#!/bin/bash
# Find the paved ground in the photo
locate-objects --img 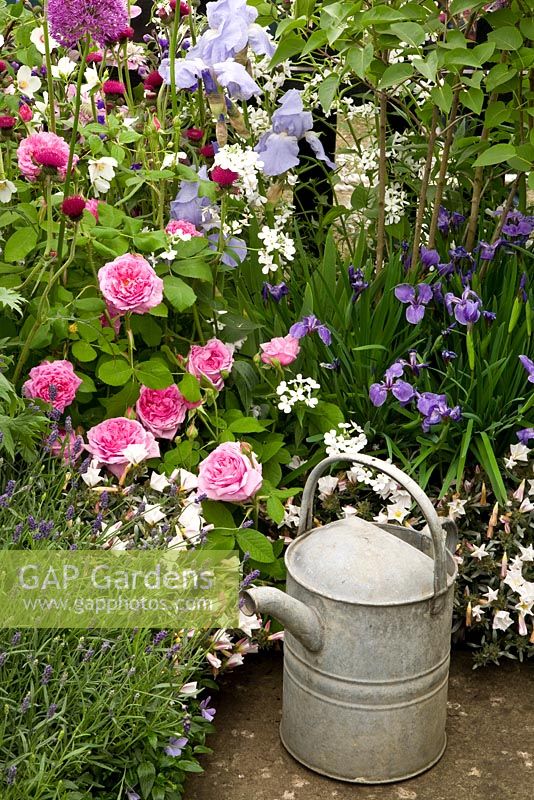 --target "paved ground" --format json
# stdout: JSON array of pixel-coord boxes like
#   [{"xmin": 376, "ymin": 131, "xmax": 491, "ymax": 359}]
[{"xmin": 186, "ymin": 649, "xmax": 534, "ymax": 800}]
